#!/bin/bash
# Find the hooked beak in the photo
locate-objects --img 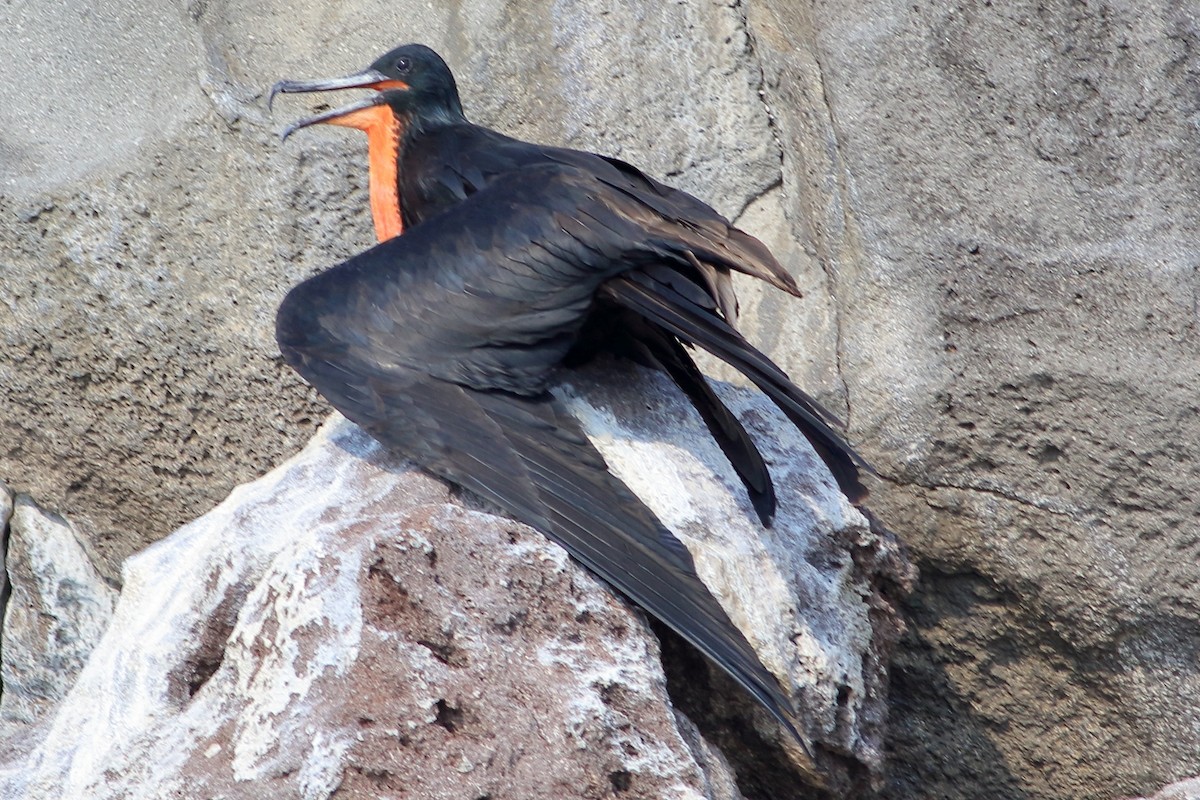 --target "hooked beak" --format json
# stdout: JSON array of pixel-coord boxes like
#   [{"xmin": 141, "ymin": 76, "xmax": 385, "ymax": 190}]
[
  {"xmin": 277, "ymin": 94, "xmax": 390, "ymax": 142},
  {"xmin": 269, "ymin": 68, "xmax": 411, "ymax": 140}
]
